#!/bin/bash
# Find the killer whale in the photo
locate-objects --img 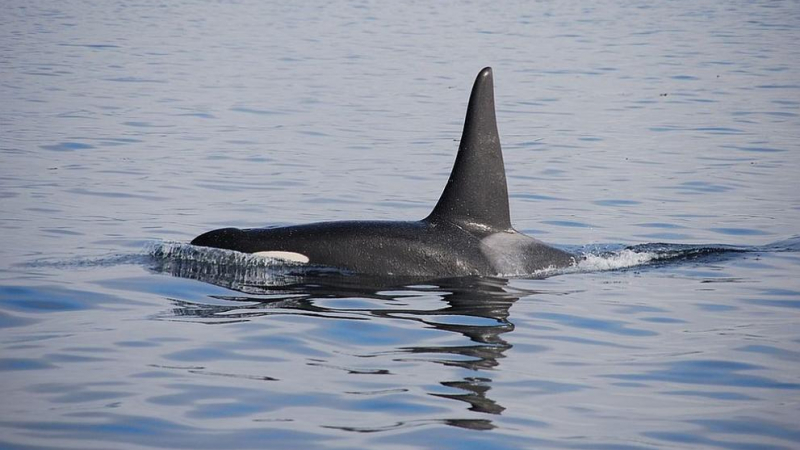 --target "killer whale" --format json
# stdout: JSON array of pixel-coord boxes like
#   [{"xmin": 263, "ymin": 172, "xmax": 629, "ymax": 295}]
[{"xmin": 191, "ymin": 67, "xmax": 576, "ymax": 277}]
